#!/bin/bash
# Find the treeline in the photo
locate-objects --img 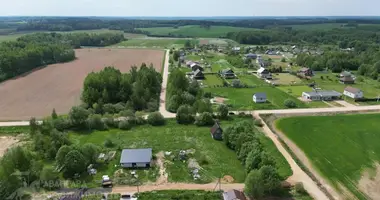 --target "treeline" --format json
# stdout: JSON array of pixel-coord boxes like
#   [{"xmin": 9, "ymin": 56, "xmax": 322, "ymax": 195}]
[
  {"xmin": 227, "ymin": 28, "xmax": 380, "ymax": 45},
  {"xmin": 82, "ymin": 65, "xmax": 162, "ymax": 112},
  {"xmin": 0, "ymin": 32, "xmax": 124, "ymax": 82},
  {"xmin": 296, "ymin": 49, "xmax": 380, "ymax": 80},
  {"xmin": 13, "ymin": 17, "xmax": 380, "ymax": 32}
]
